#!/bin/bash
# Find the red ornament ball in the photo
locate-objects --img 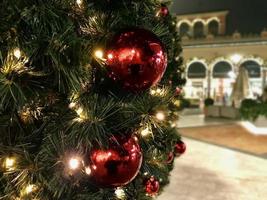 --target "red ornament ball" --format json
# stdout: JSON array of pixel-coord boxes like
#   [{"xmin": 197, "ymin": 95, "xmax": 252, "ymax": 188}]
[
  {"xmin": 174, "ymin": 140, "xmax": 186, "ymax": 156},
  {"xmin": 106, "ymin": 28, "xmax": 167, "ymax": 92},
  {"xmin": 159, "ymin": 5, "xmax": 169, "ymax": 17},
  {"xmin": 166, "ymin": 152, "xmax": 174, "ymax": 164},
  {"xmin": 89, "ymin": 135, "xmax": 143, "ymax": 187},
  {"xmin": 145, "ymin": 176, "xmax": 160, "ymax": 196},
  {"xmin": 175, "ymin": 87, "xmax": 182, "ymax": 96}
]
